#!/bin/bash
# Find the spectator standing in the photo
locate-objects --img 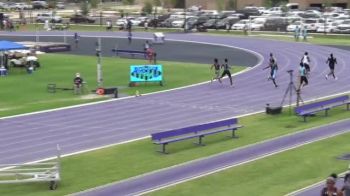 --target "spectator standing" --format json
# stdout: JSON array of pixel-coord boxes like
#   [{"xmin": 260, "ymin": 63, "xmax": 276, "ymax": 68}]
[
  {"xmin": 144, "ymin": 20, "xmax": 149, "ymax": 31},
  {"xmin": 342, "ymin": 166, "xmax": 350, "ymax": 196},
  {"xmin": 303, "ymin": 26, "xmax": 308, "ymax": 41},
  {"xmin": 321, "ymin": 176, "xmax": 343, "ymax": 196},
  {"xmin": 73, "ymin": 73, "xmax": 84, "ymax": 94},
  {"xmin": 0, "ymin": 65, "xmax": 7, "ymax": 76}
]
